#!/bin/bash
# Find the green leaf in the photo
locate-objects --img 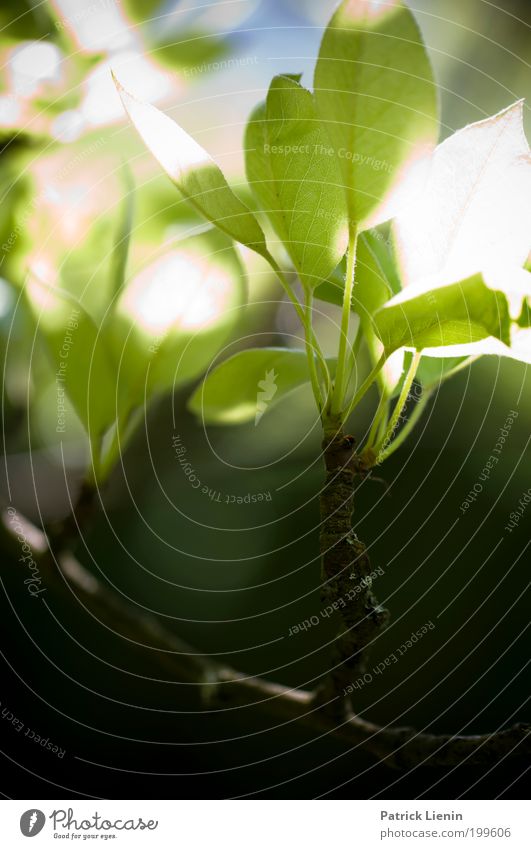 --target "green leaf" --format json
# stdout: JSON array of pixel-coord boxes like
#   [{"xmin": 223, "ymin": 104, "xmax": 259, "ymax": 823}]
[
  {"xmin": 416, "ymin": 356, "xmax": 468, "ymax": 389},
  {"xmin": 25, "ymin": 277, "xmax": 117, "ymax": 438},
  {"xmin": 245, "ymin": 74, "xmax": 348, "ymax": 288},
  {"xmin": 54, "ymin": 216, "xmax": 122, "ymax": 323},
  {"xmin": 0, "ymin": 2, "xmax": 54, "ymax": 40},
  {"xmin": 314, "ymin": 0, "xmax": 438, "ymax": 227},
  {"xmin": 312, "ymin": 266, "xmax": 344, "ymax": 310},
  {"xmin": 111, "ymin": 228, "xmax": 247, "ymax": 411},
  {"xmin": 0, "ymin": 158, "xmax": 34, "ymax": 284},
  {"xmin": 188, "ymin": 347, "xmax": 319, "ymax": 425},
  {"xmin": 109, "ymin": 167, "xmax": 135, "ymax": 300},
  {"xmin": 355, "ymin": 229, "xmax": 399, "ymax": 318},
  {"xmin": 114, "ymin": 77, "xmax": 269, "ymax": 257},
  {"xmin": 415, "ymin": 325, "xmax": 531, "ymax": 367},
  {"xmin": 120, "ymin": 0, "xmax": 164, "ymax": 22},
  {"xmin": 517, "ymin": 297, "xmax": 531, "ymax": 328},
  {"xmin": 132, "ymin": 174, "xmax": 202, "ymax": 247},
  {"xmin": 150, "ymin": 30, "xmax": 231, "ymax": 72},
  {"xmin": 374, "ymin": 274, "xmax": 511, "ymax": 356}
]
